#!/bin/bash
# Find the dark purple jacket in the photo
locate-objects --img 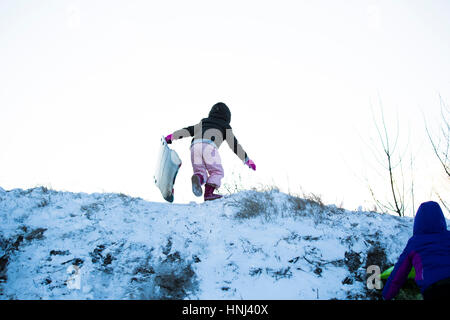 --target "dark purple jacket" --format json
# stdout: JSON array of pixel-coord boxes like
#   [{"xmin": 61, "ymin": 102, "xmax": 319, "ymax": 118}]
[{"xmin": 382, "ymin": 201, "xmax": 450, "ymax": 300}]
